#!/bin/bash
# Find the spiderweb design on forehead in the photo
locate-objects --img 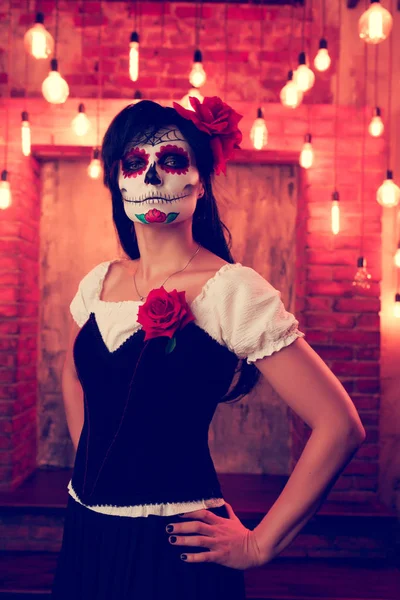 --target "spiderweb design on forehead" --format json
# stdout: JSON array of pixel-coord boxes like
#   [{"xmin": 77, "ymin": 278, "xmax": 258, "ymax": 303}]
[{"xmin": 127, "ymin": 127, "xmax": 187, "ymax": 149}]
